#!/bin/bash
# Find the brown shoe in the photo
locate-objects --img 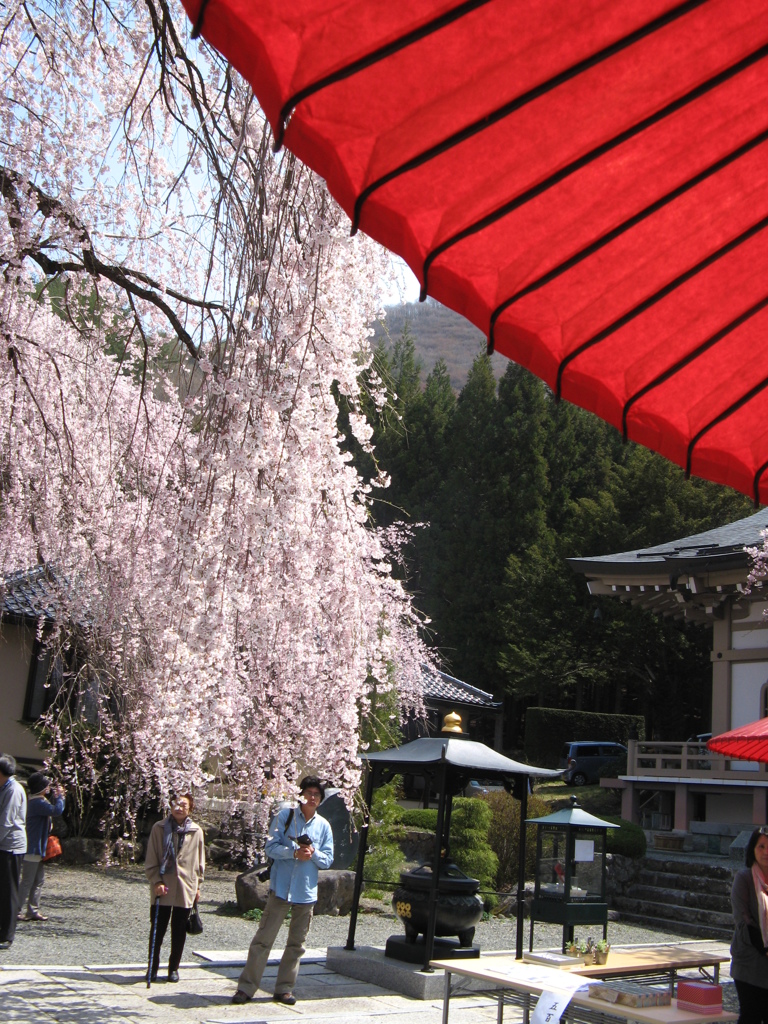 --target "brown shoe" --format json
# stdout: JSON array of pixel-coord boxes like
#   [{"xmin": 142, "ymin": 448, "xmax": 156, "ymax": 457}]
[
  {"xmin": 25, "ymin": 912, "xmax": 48, "ymax": 922},
  {"xmin": 231, "ymin": 990, "xmax": 251, "ymax": 1005},
  {"xmin": 273, "ymin": 992, "xmax": 297, "ymax": 1005}
]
